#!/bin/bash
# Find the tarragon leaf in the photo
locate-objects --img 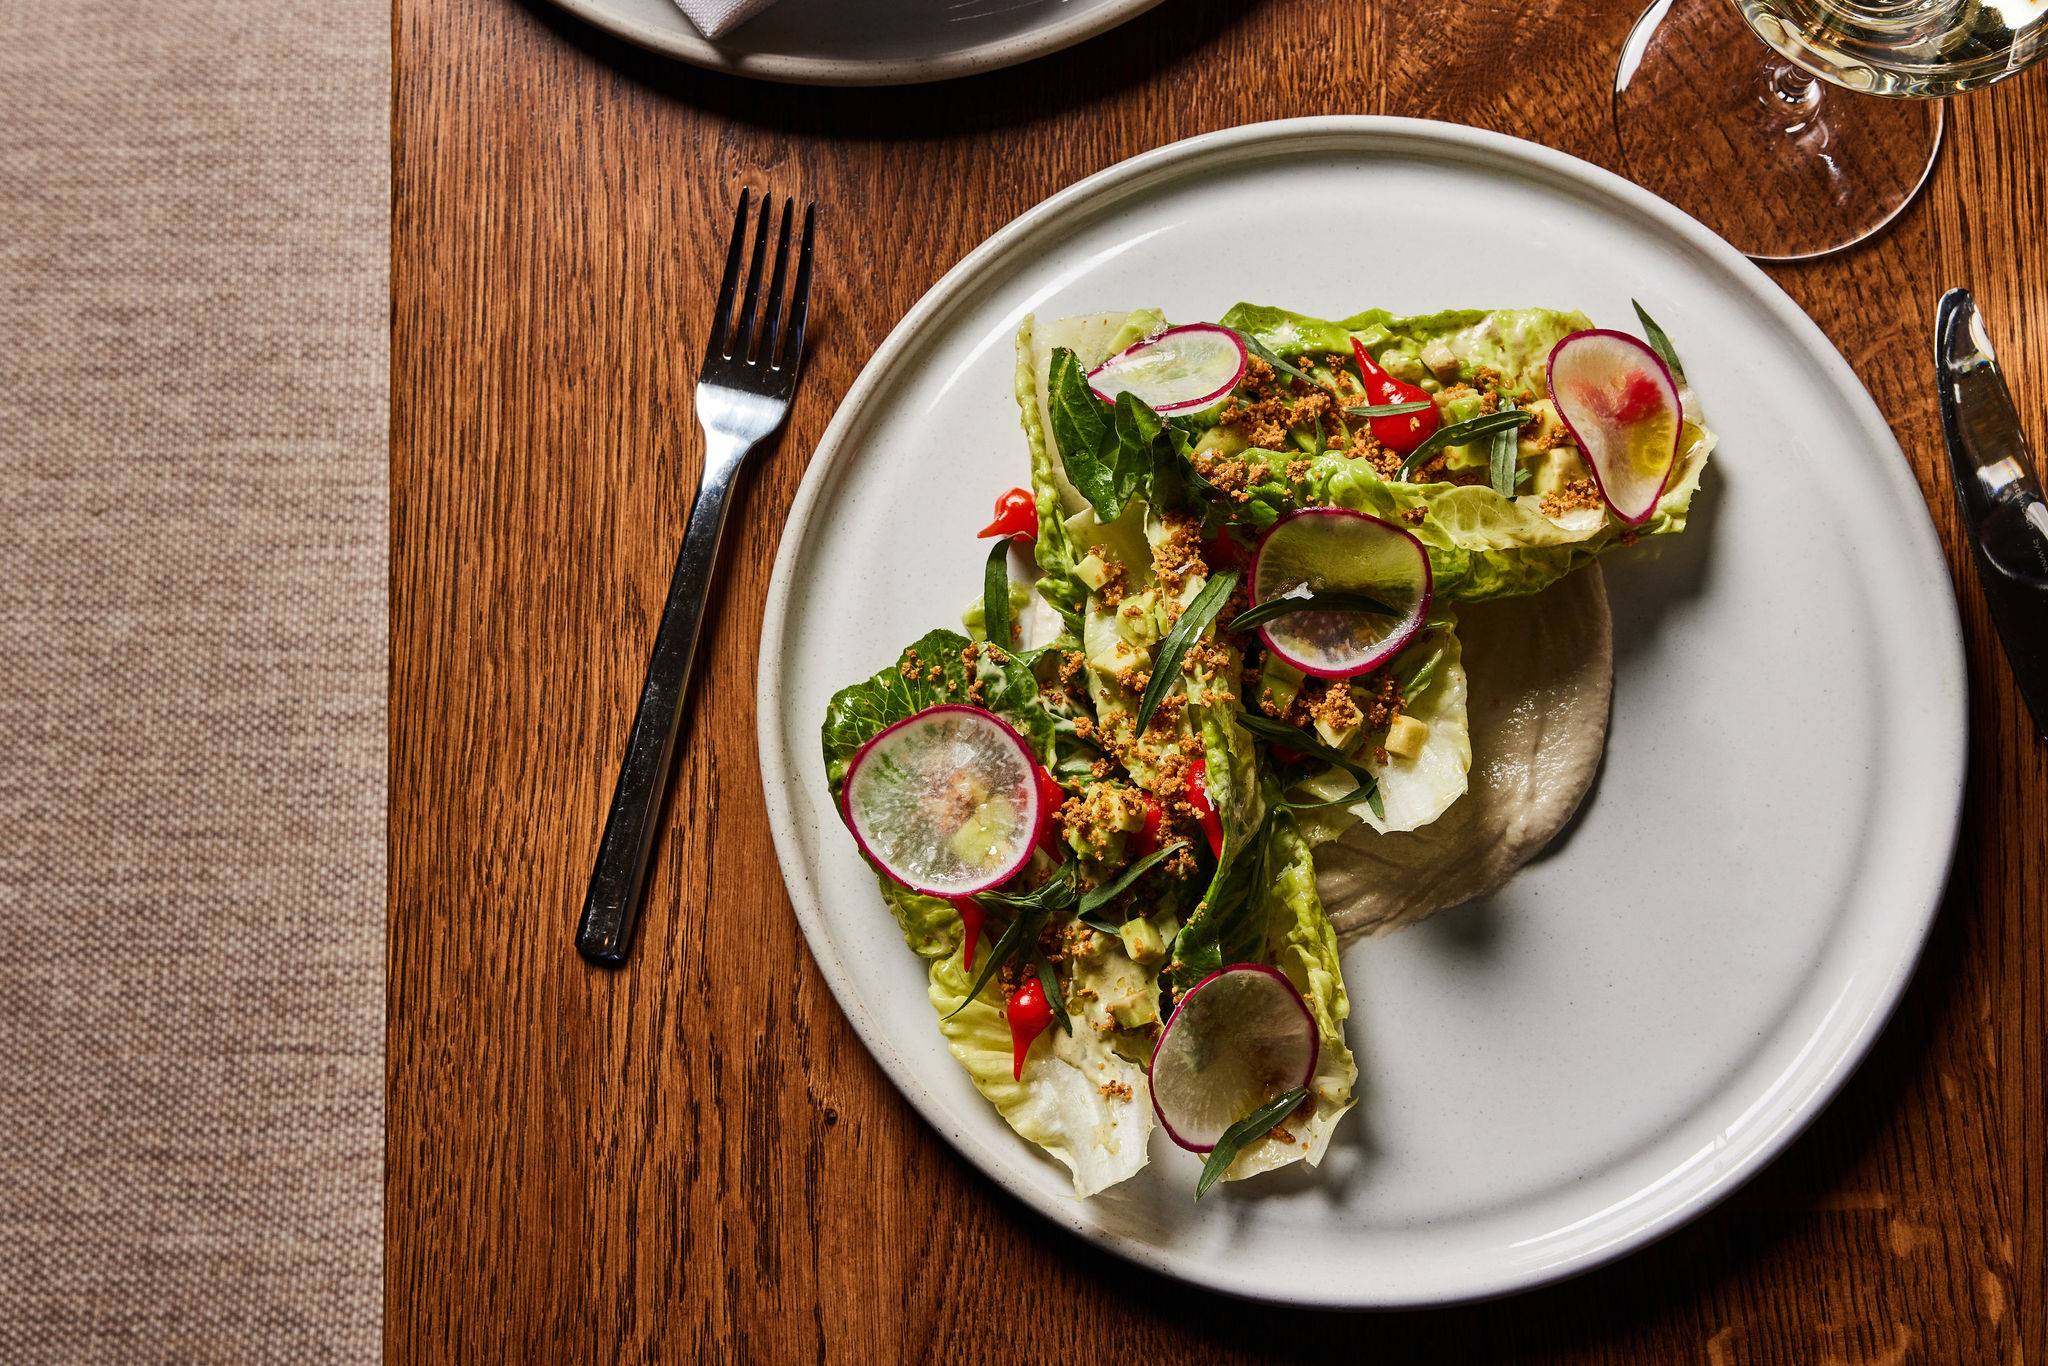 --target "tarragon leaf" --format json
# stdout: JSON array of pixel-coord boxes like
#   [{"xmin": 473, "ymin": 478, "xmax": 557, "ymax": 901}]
[
  {"xmin": 1344, "ymin": 400, "xmax": 1432, "ymax": 418},
  {"xmin": 1075, "ymin": 840, "xmax": 1191, "ymax": 927},
  {"xmin": 1279, "ymin": 783, "xmax": 1378, "ymax": 812},
  {"xmin": 1133, "ymin": 570, "xmax": 1239, "ymax": 736},
  {"xmin": 1632, "ymin": 299, "xmax": 1687, "ymax": 385},
  {"xmin": 1489, "ymin": 397, "xmax": 1519, "ymax": 500},
  {"xmin": 983, "ymin": 536, "xmax": 1014, "ymax": 650},
  {"xmin": 1237, "ymin": 712, "xmax": 1382, "ymax": 817},
  {"xmin": 943, "ymin": 905, "xmax": 1047, "ymax": 1021},
  {"xmin": 1397, "ymin": 408, "xmax": 1532, "ymax": 480},
  {"xmin": 1196, "ymin": 1086, "xmax": 1310, "ymax": 1198},
  {"xmin": 1027, "ymin": 945, "xmax": 1072, "ymax": 1035},
  {"xmin": 1226, "ymin": 590, "xmax": 1401, "ymax": 633},
  {"xmin": 973, "ymin": 860, "xmax": 1078, "ymax": 914},
  {"xmin": 1224, "ymin": 325, "xmax": 1318, "ymax": 388}
]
